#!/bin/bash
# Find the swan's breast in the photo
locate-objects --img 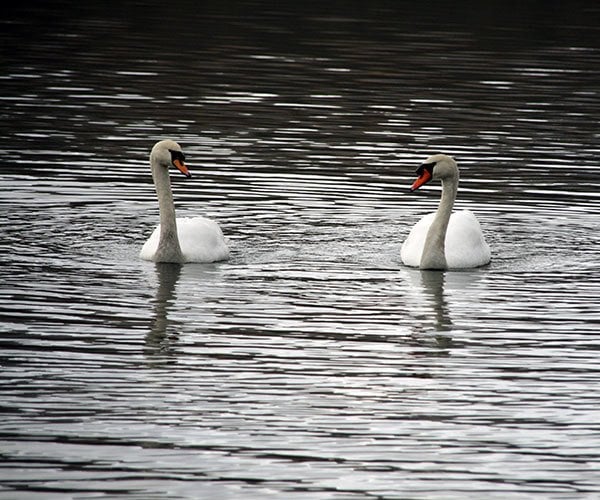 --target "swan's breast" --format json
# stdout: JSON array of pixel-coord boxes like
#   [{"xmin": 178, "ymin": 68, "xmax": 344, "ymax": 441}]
[{"xmin": 401, "ymin": 210, "xmax": 490, "ymax": 269}]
